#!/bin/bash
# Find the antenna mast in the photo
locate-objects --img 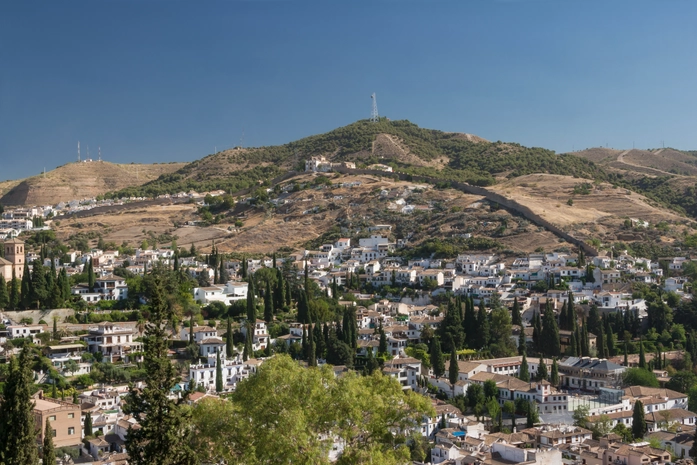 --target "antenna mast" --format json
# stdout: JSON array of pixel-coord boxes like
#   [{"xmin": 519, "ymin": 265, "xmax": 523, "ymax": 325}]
[
  {"xmin": 78, "ymin": 141, "xmax": 81, "ymax": 162},
  {"xmin": 98, "ymin": 146, "xmax": 101, "ymax": 162},
  {"xmin": 370, "ymin": 93, "xmax": 379, "ymax": 123}
]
